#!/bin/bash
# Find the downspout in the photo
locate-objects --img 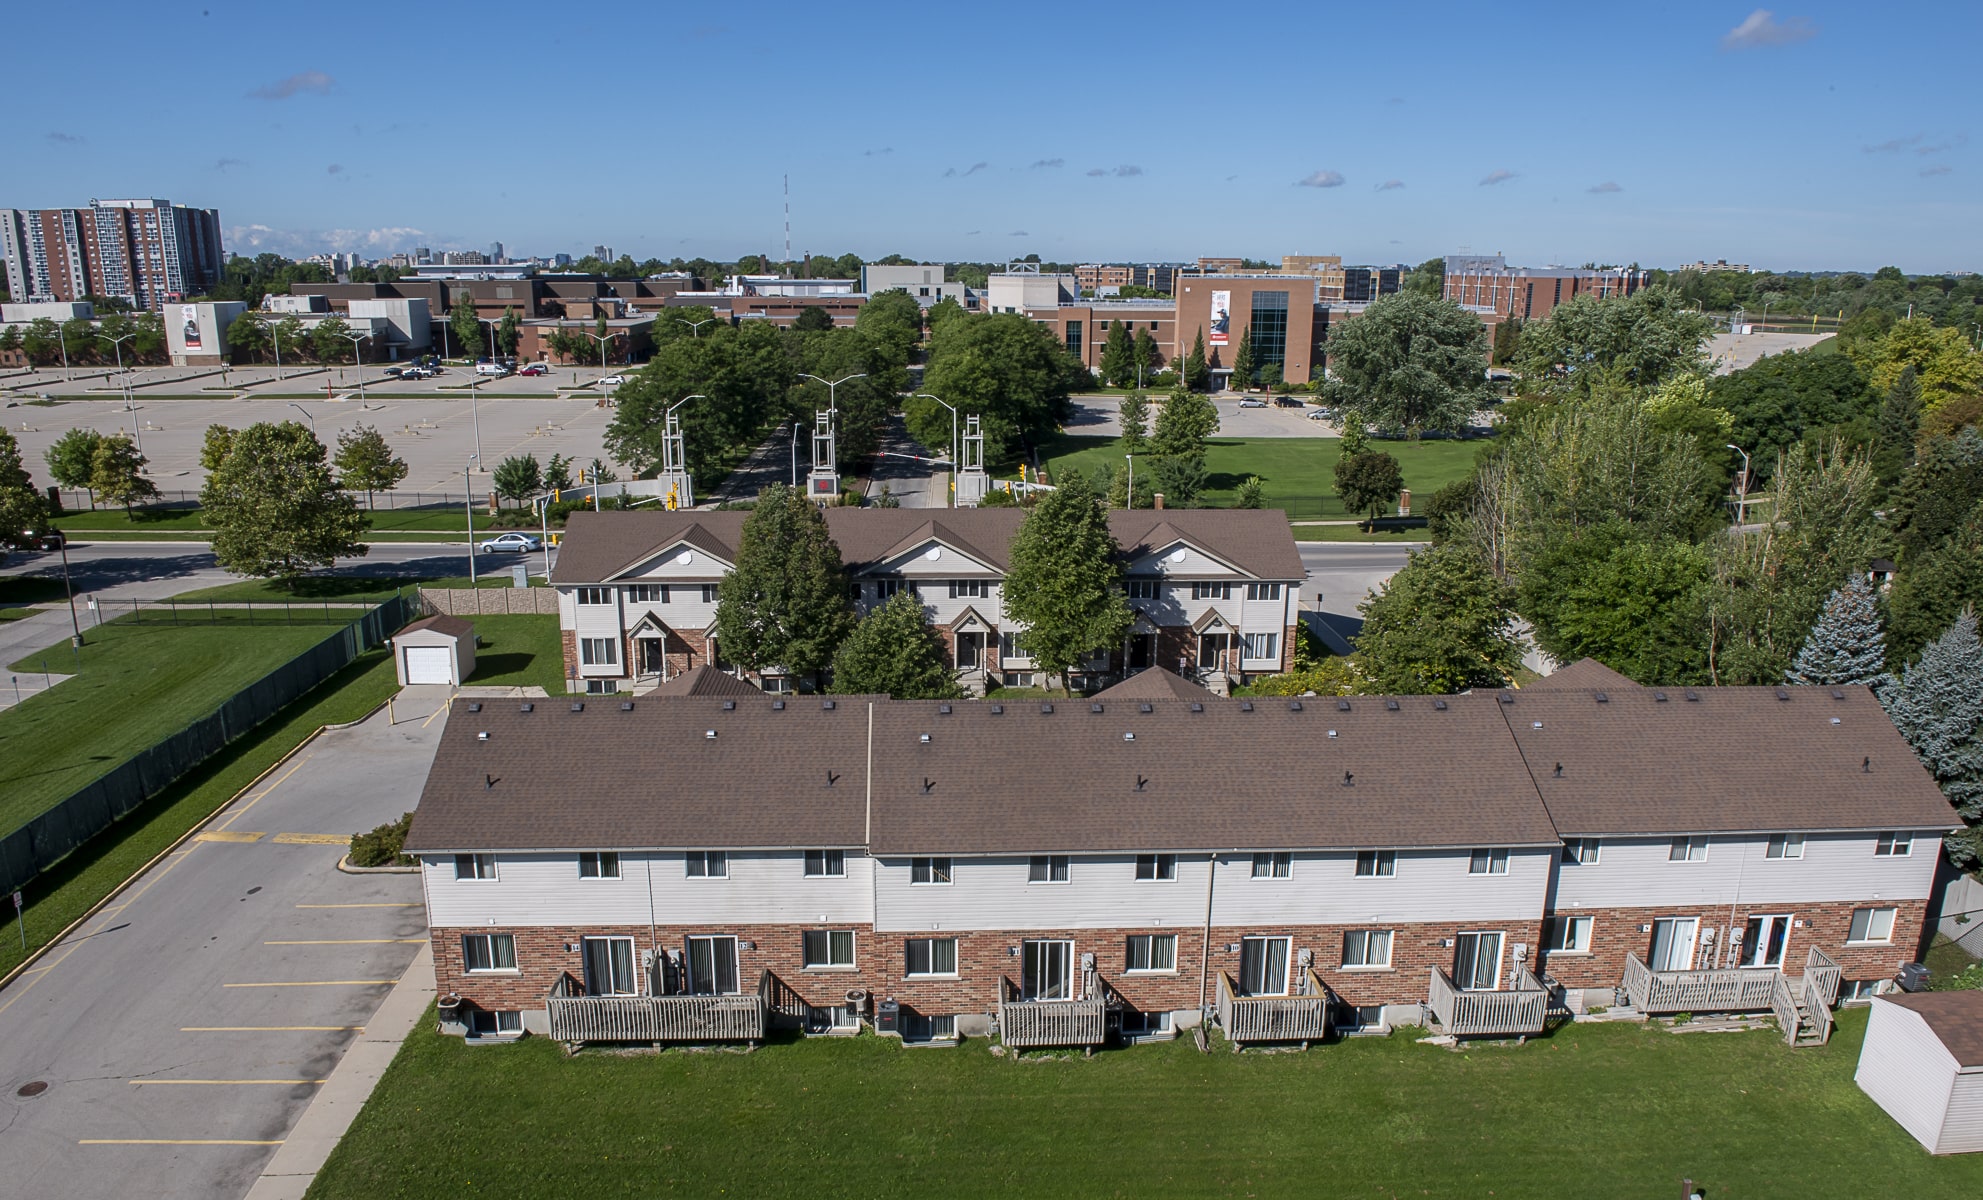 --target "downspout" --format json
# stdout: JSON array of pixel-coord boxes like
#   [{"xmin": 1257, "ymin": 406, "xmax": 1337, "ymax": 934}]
[
  {"xmin": 1197, "ymin": 851, "xmax": 1218, "ymax": 1014},
  {"xmin": 646, "ymin": 852, "xmax": 660, "ymax": 995}
]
